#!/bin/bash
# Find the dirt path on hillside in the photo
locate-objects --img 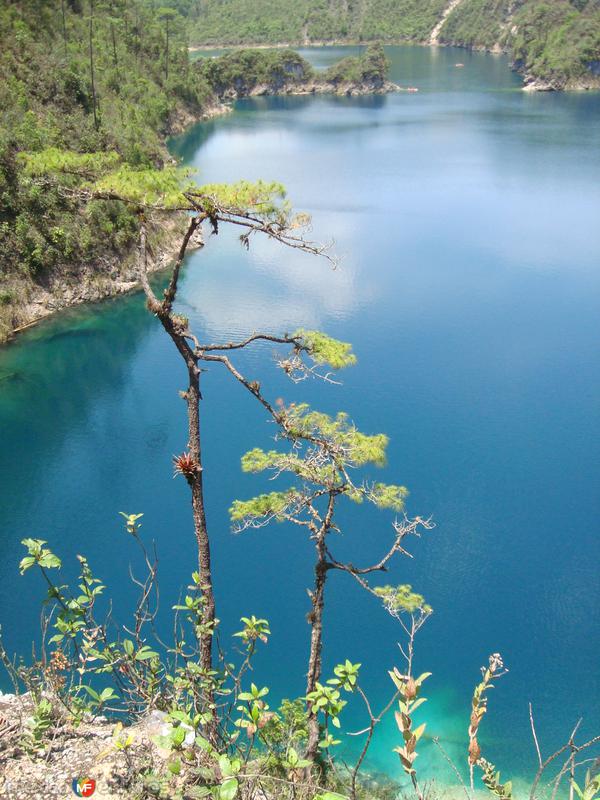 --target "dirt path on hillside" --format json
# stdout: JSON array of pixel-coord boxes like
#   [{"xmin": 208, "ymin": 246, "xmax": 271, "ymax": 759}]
[{"xmin": 429, "ymin": 0, "xmax": 464, "ymax": 44}]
